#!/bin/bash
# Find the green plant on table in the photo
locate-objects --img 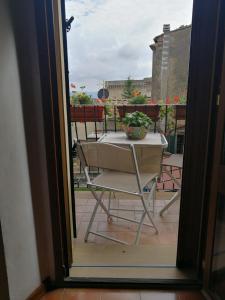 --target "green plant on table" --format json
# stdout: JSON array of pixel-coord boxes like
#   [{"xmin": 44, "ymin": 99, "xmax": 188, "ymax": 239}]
[
  {"xmin": 122, "ymin": 111, "xmax": 152, "ymax": 140},
  {"xmin": 122, "ymin": 111, "xmax": 152, "ymax": 128}
]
